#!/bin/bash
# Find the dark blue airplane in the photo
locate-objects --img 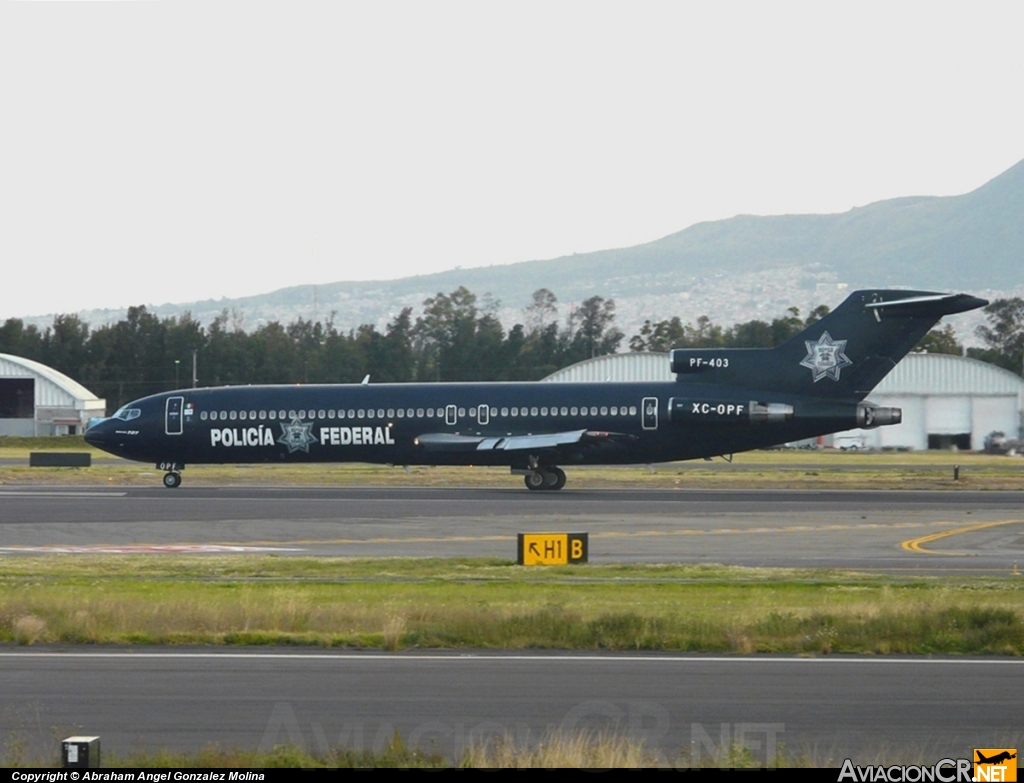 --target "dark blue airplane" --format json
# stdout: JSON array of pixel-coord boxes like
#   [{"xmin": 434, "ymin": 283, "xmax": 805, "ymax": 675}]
[{"xmin": 84, "ymin": 289, "xmax": 986, "ymax": 489}]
